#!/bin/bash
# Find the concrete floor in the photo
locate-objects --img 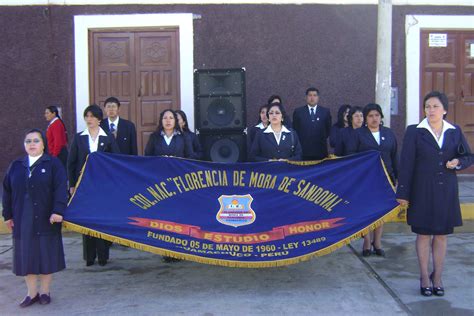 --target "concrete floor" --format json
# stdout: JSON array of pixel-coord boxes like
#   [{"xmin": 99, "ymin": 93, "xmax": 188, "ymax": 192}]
[{"xmin": 0, "ymin": 222, "xmax": 473, "ymax": 316}]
